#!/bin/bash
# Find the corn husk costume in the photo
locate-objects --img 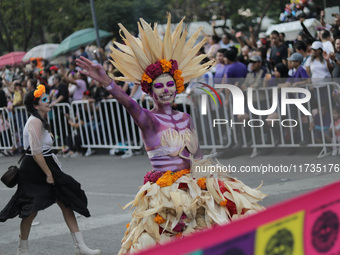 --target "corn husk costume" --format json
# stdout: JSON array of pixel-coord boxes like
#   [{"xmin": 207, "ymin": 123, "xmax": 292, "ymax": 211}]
[{"xmin": 111, "ymin": 14, "xmax": 267, "ymax": 255}]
